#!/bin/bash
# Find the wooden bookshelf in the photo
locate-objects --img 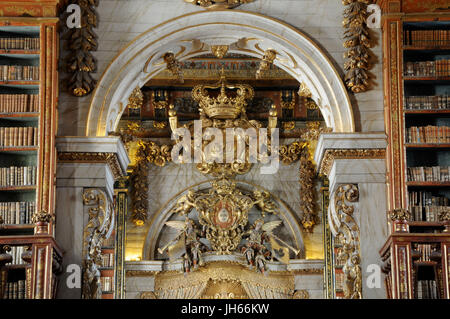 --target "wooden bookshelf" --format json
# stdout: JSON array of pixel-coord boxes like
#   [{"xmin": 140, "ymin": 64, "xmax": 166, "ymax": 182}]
[
  {"xmin": 0, "ymin": 2, "xmax": 62, "ymax": 299},
  {"xmin": 380, "ymin": 0, "xmax": 450, "ymax": 298}
]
